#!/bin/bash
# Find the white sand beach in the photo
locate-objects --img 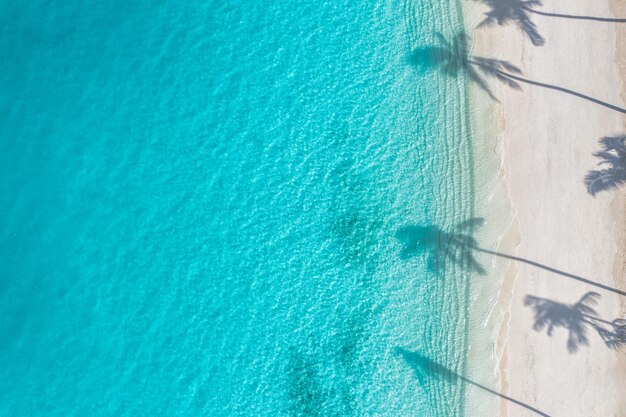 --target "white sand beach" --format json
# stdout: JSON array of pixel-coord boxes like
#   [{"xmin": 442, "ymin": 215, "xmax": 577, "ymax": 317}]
[{"xmin": 466, "ymin": 0, "xmax": 626, "ymax": 415}]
